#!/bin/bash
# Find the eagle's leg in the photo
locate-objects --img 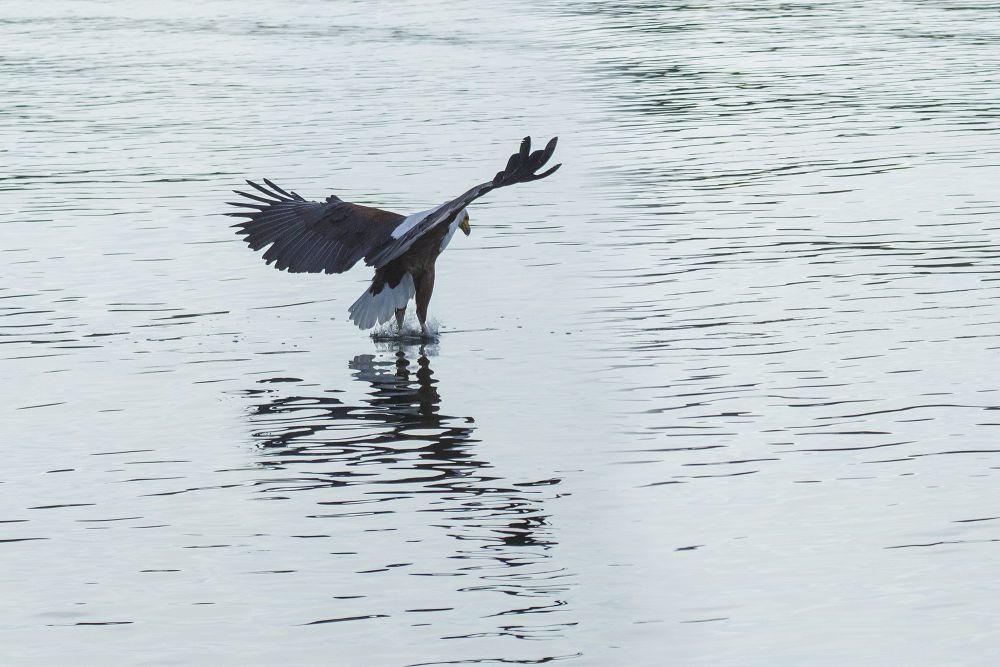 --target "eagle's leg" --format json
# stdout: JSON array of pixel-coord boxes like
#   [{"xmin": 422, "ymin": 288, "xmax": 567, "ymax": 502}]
[
  {"xmin": 414, "ymin": 266, "xmax": 436, "ymax": 338},
  {"xmin": 395, "ymin": 307, "xmax": 406, "ymax": 330}
]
